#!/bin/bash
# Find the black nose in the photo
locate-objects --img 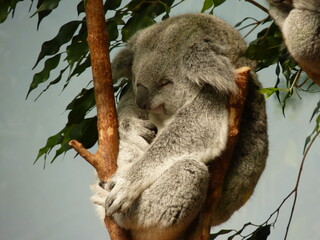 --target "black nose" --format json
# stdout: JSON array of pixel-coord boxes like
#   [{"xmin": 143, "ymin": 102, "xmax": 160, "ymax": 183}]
[{"xmin": 136, "ymin": 85, "xmax": 150, "ymax": 110}]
